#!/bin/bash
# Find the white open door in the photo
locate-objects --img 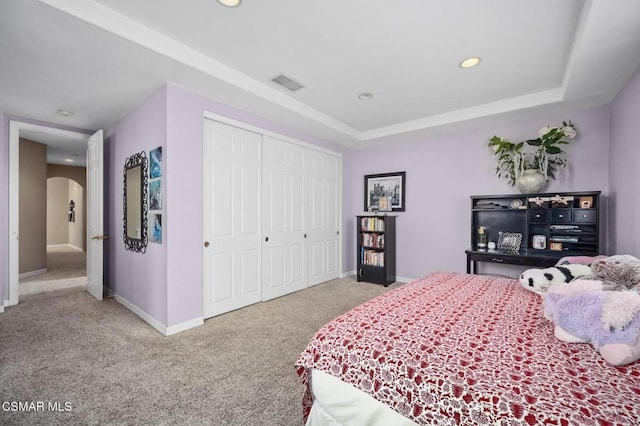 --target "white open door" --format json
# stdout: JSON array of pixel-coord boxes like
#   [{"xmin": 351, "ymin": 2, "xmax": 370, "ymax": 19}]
[{"xmin": 86, "ymin": 130, "xmax": 104, "ymax": 300}]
